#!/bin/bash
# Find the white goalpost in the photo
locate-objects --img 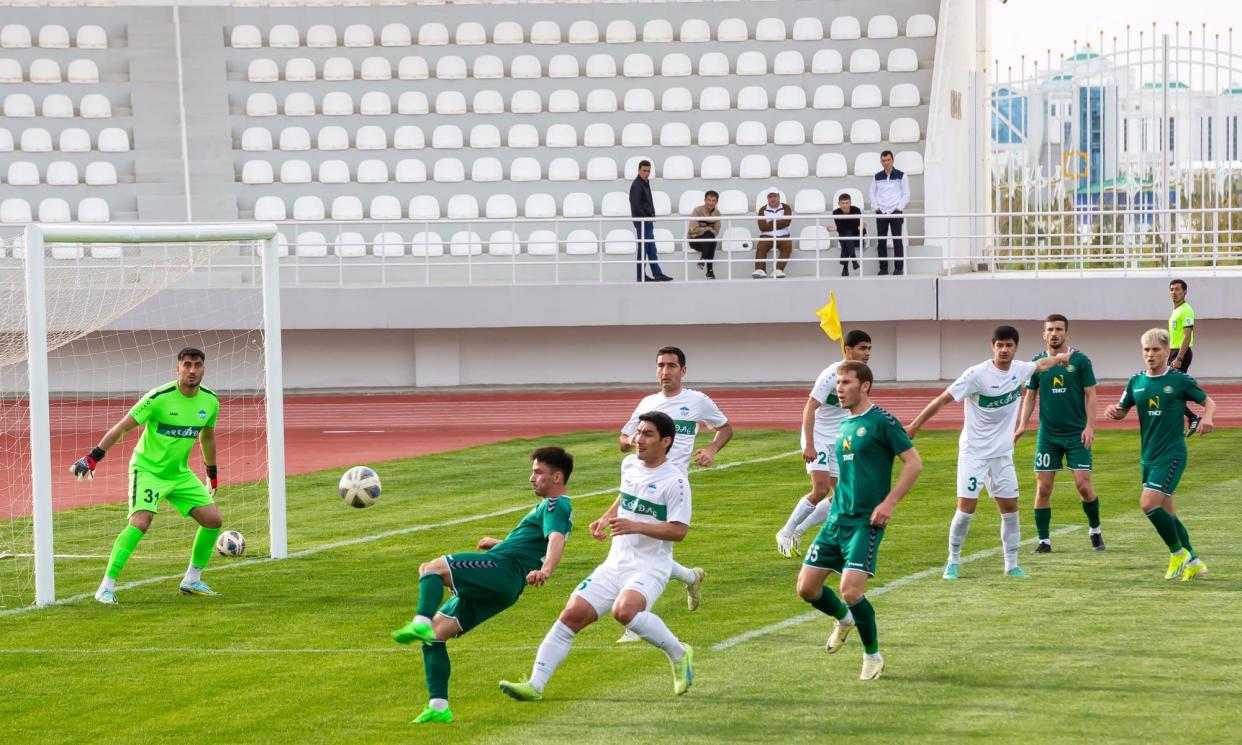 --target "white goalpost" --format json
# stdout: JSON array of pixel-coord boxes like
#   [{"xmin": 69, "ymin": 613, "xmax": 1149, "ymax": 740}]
[{"xmin": 4, "ymin": 223, "xmax": 286, "ymax": 609}]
